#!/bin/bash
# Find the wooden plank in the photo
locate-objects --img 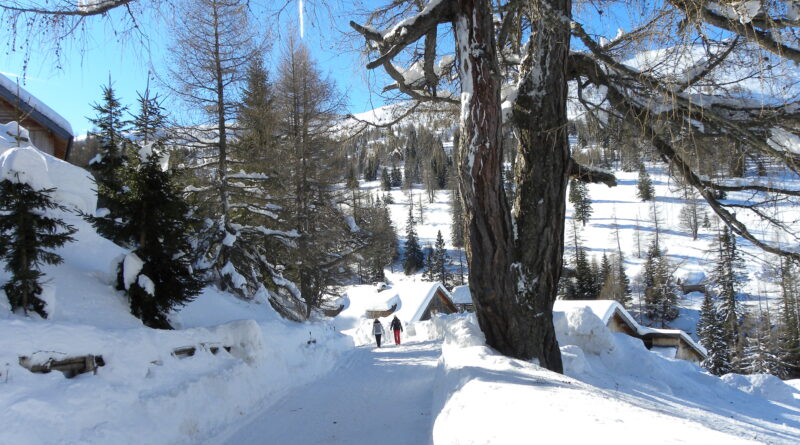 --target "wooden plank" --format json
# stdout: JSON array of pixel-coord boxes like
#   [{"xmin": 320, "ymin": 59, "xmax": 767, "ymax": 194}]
[{"xmin": 18, "ymin": 354, "xmax": 104, "ymax": 378}]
